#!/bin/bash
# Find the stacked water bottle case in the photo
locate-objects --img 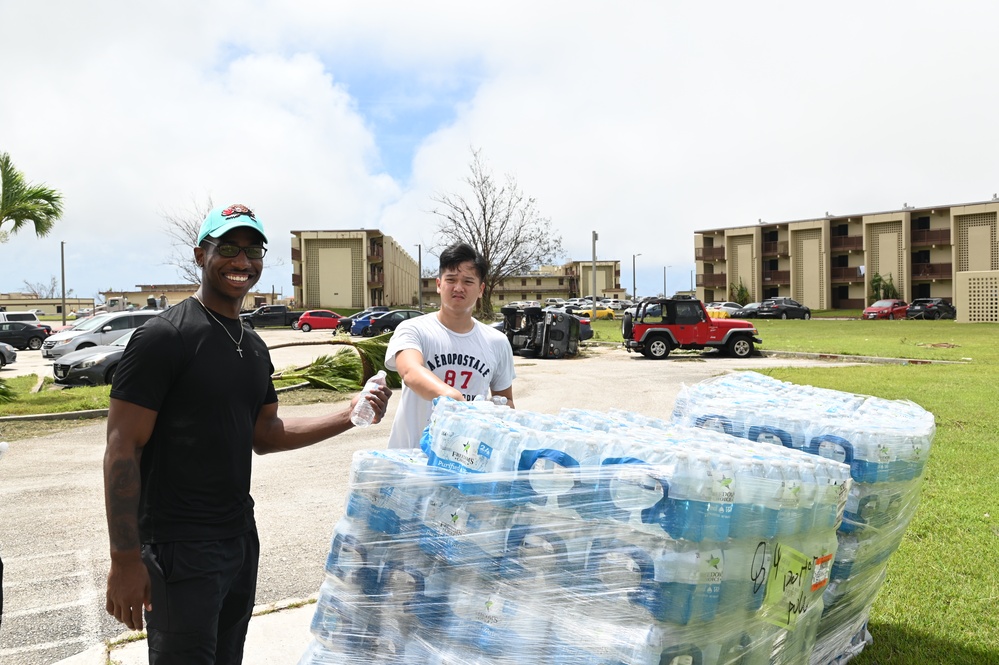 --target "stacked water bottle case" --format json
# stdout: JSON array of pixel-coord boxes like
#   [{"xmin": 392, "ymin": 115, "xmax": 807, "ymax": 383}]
[
  {"xmin": 670, "ymin": 372, "xmax": 935, "ymax": 664},
  {"xmin": 295, "ymin": 369, "xmax": 937, "ymax": 665}
]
